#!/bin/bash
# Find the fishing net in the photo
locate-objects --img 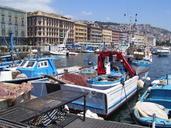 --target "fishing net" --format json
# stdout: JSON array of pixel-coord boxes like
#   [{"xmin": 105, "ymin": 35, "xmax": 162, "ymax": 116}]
[{"xmin": 60, "ymin": 73, "xmax": 89, "ymax": 87}]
